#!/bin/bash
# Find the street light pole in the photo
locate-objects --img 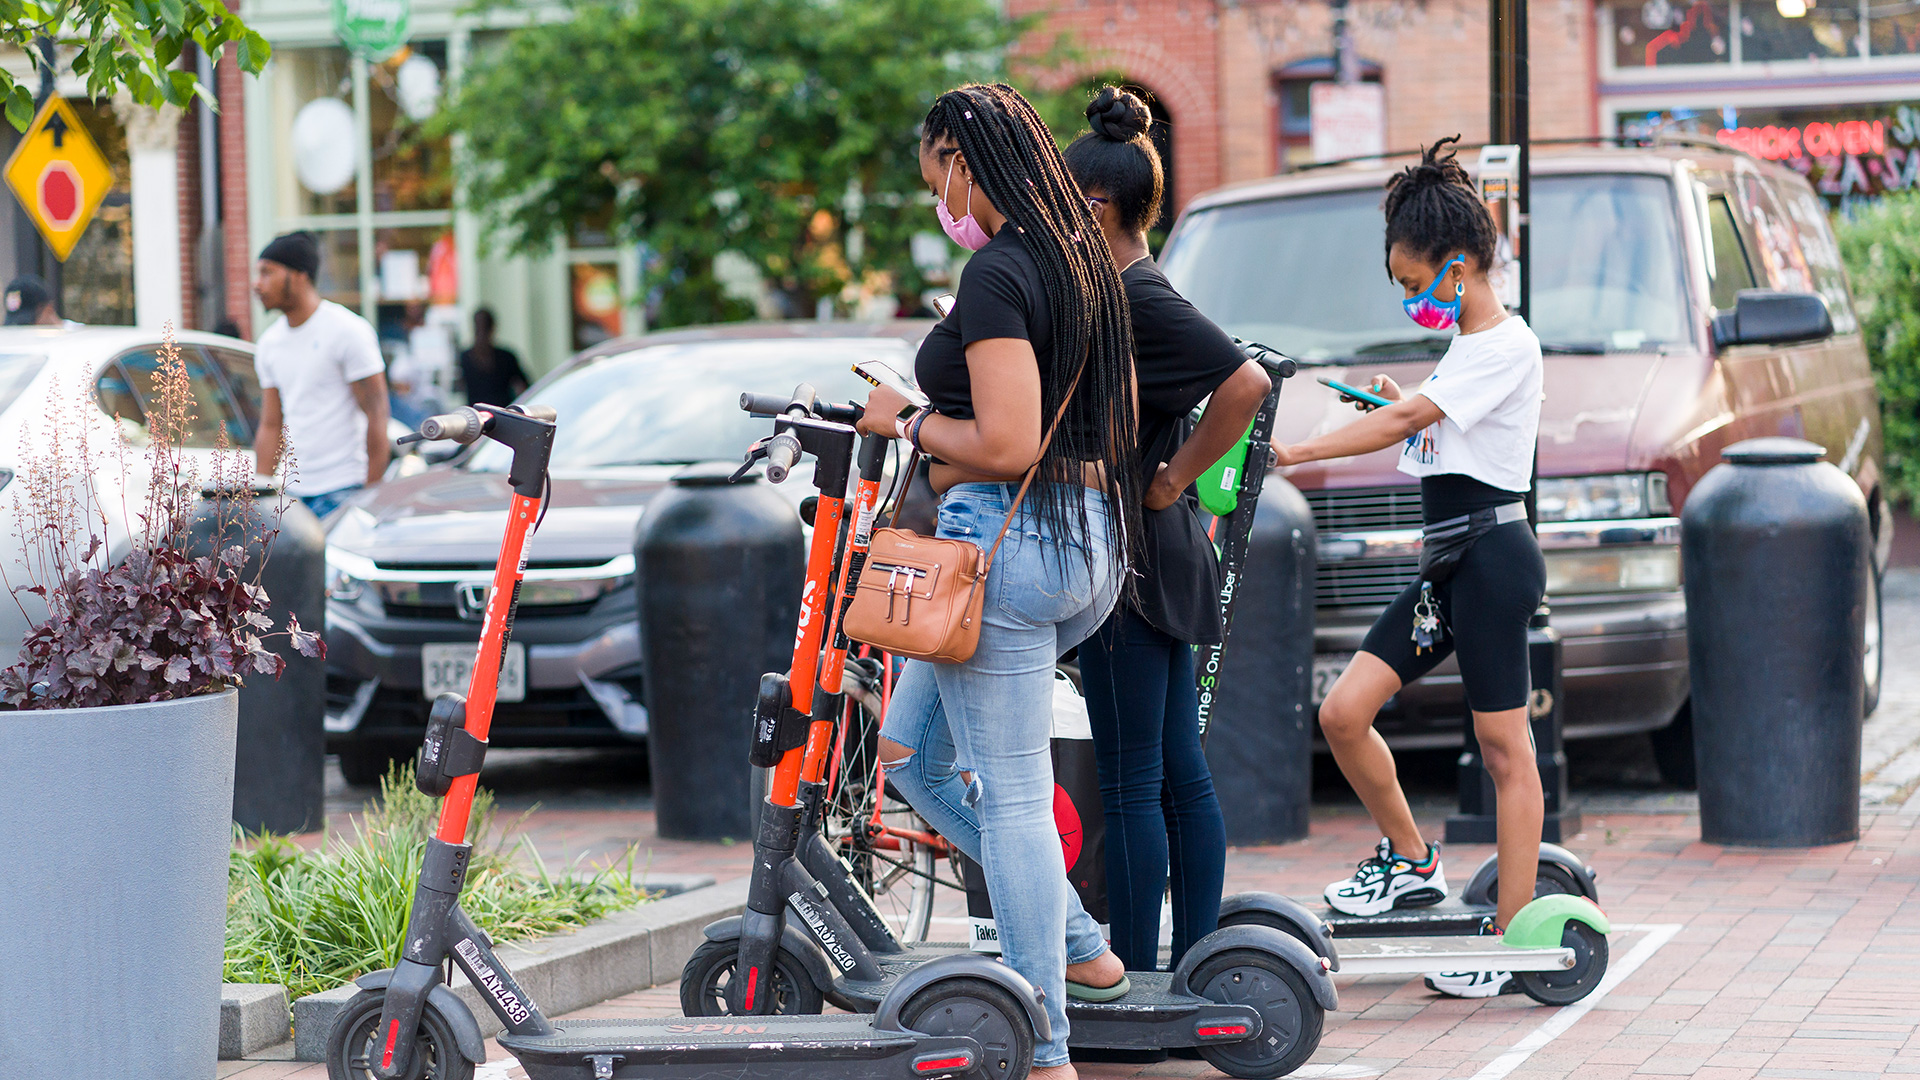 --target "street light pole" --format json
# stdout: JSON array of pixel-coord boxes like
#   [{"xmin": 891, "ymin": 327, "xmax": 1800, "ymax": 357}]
[{"xmin": 1445, "ymin": 0, "xmax": 1582, "ymax": 845}]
